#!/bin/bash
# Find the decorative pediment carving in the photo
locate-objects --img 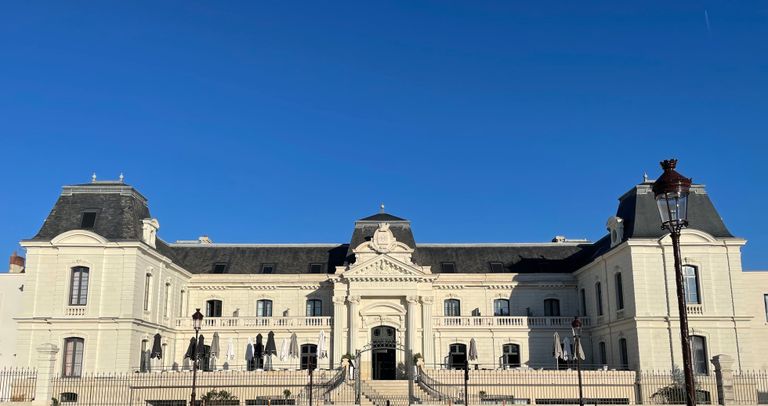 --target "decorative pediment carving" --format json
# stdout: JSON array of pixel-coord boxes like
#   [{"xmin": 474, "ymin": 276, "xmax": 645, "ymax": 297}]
[{"xmin": 342, "ymin": 222, "xmax": 433, "ymax": 281}]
